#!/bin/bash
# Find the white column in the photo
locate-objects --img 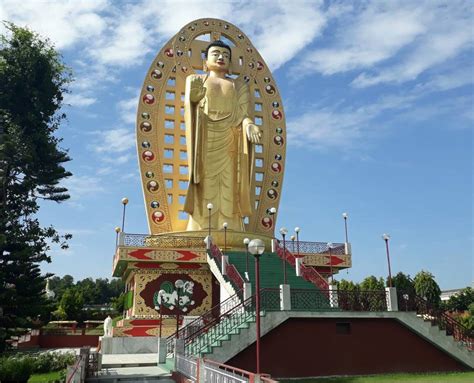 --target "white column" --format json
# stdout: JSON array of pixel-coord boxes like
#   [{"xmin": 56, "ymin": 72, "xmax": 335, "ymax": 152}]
[
  {"xmin": 345, "ymin": 242, "xmax": 351, "ymax": 255},
  {"xmin": 222, "ymin": 255, "xmax": 228, "ymax": 275},
  {"xmin": 280, "ymin": 284, "xmax": 291, "ymax": 311},
  {"xmin": 295, "ymin": 257, "xmax": 303, "ymax": 277},
  {"xmin": 244, "ymin": 282, "xmax": 252, "ymax": 301},
  {"xmin": 329, "ymin": 284, "xmax": 339, "ymax": 308},
  {"xmin": 157, "ymin": 337, "xmax": 167, "ymax": 364},
  {"xmin": 386, "ymin": 287, "xmax": 398, "ymax": 311},
  {"xmin": 118, "ymin": 232, "xmax": 125, "ymax": 246}
]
